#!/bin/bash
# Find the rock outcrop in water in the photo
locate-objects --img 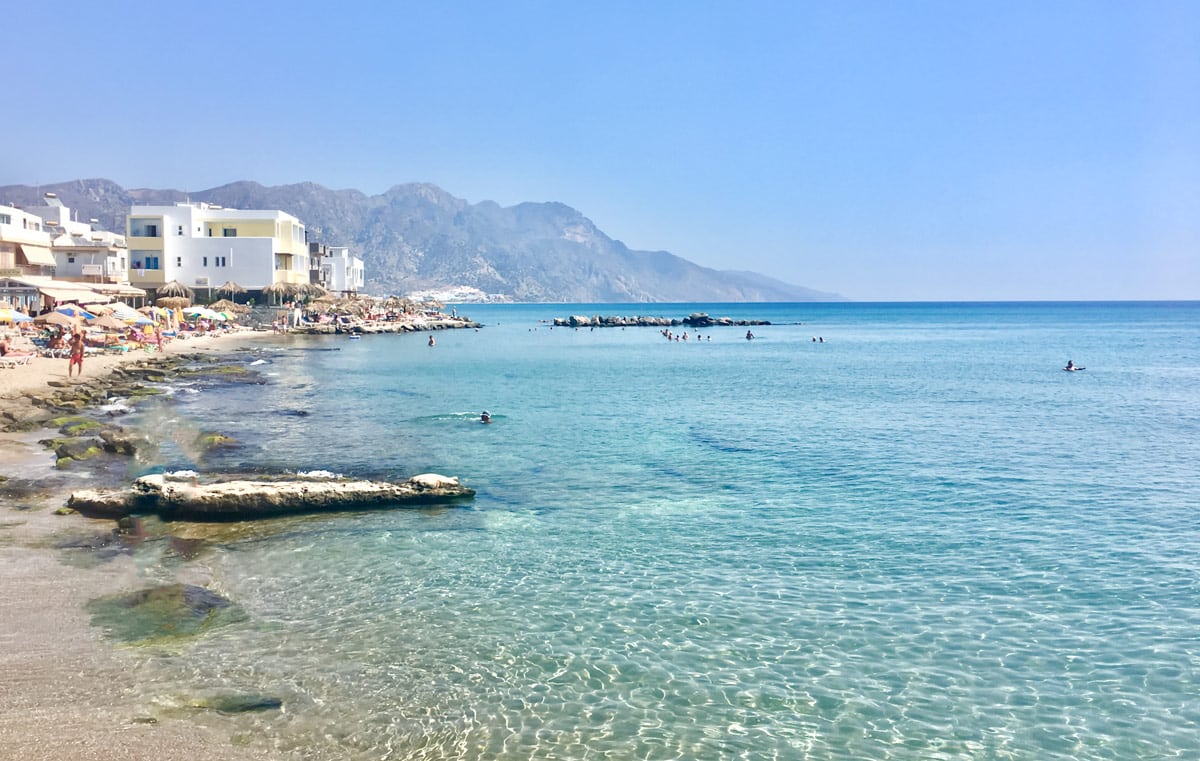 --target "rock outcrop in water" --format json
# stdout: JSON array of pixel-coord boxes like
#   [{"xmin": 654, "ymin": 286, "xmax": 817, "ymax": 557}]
[
  {"xmin": 68, "ymin": 472, "xmax": 474, "ymax": 521},
  {"xmin": 552, "ymin": 312, "xmax": 772, "ymax": 328}
]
